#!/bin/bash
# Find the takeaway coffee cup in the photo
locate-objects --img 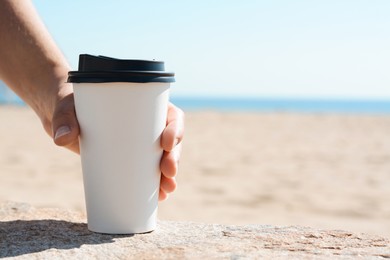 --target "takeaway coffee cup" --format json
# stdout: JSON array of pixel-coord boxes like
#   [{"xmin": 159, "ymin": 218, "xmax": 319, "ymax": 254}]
[{"xmin": 68, "ymin": 54, "xmax": 175, "ymax": 234}]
